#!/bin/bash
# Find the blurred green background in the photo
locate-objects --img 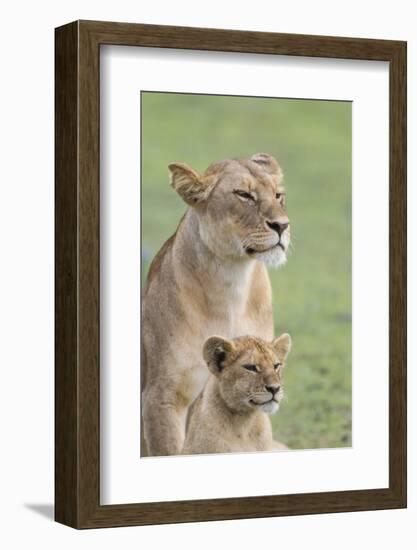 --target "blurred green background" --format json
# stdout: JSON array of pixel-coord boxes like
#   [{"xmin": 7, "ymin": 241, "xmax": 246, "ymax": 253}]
[{"xmin": 141, "ymin": 92, "xmax": 352, "ymax": 450}]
